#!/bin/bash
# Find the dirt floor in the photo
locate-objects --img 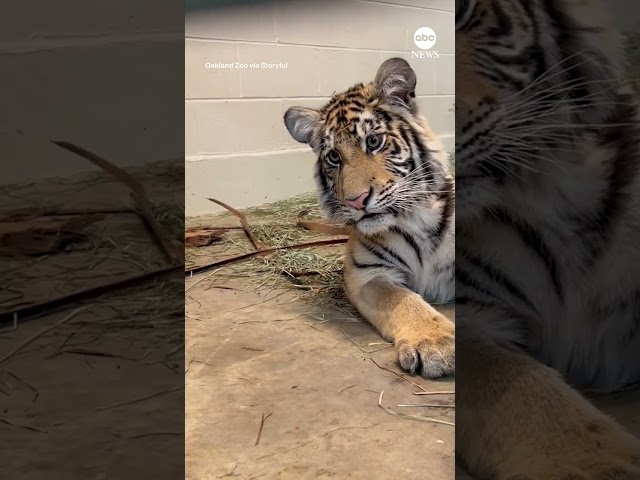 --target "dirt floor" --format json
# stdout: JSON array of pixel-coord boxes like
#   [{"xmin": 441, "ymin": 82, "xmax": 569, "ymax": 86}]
[
  {"xmin": 185, "ymin": 200, "xmax": 456, "ymax": 480},
  {"xmin": 185, "ymin": 280, "xmax": 456, "ymax": 480},
  {"xmin": 1, "ymin": 158, "xmax": 184, "ymax": 478}
]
